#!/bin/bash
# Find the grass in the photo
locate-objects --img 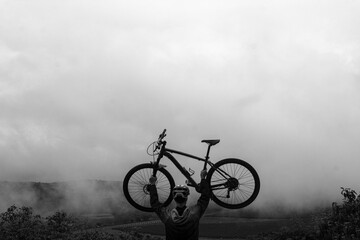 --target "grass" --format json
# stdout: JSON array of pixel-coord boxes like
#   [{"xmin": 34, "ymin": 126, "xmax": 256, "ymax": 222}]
[{"xmin": 115, "ymin": 217, "xmax": 295, "ymax": 238}]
